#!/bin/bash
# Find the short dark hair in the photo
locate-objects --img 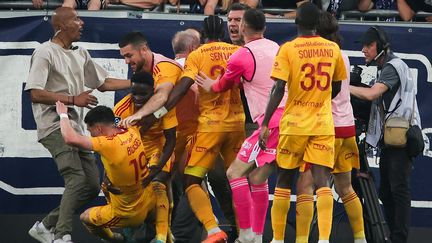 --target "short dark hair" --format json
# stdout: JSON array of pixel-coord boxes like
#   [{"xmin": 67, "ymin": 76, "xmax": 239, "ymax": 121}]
[
  {"xmin": 131, "ymin": 71, "xmax": 154, "ymax": 87},
  {"xmin": 316, "ymin": 11, "xmax": 341, "ymax": 47},
  {"xmin": 84, "ymin": 106, "xmax": 116, "ymax": 127},
  {"xmin": 358, "ymin": 26, "xmax": 390, "ymax": 54},
  {"xmin": 228, "ymin": 2, "xmax": 250, "ymax": 12},
  {"xmin": 119, "ymin": 32, "xmax": 148, "ymax": 48},
  {"xmin": 295, "ymin": 2, "xmax": 320, "ymax": 30},
  {"xmin": 243, "ymin": 8, "xmax": 266, "ymax": 32},
  {"xmin": 203, "ymin": 15, "xmax": 225, "ymax": 40}
]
